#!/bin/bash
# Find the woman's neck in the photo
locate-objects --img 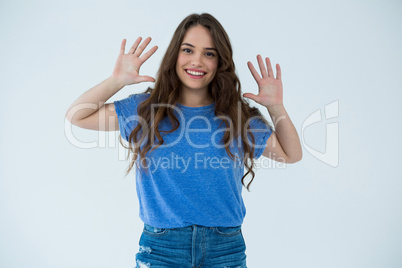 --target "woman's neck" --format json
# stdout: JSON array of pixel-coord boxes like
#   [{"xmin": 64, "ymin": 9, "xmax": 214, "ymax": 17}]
[{"xmin": 179, "ymin": 91, "xmax": 213, "ymax": 107}]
